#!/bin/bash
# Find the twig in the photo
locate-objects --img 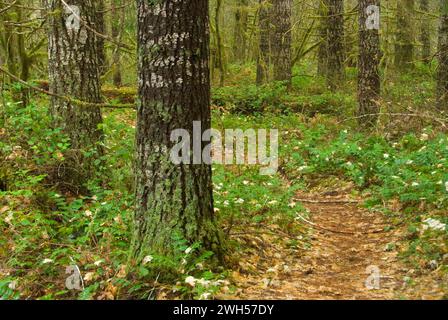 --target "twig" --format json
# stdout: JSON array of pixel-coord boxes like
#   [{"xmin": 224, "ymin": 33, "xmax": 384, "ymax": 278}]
[
  {"xmin": 0, "ymin": 66, "xmax": 136, "ymax": 109},
  {"xmin": 295, "ymin": 213, "xmax": 385, "ymax": 235},
  {"xmin": 338, "ymin": 112, "xmax": 447, "ymax": 128},
  {"xmin": 294, "ymin": 197, "xmax": 360, "ymax": 204},
  {"xmin": 0, "ymin": 1, "xmax": 17, "ymax": 14}
]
